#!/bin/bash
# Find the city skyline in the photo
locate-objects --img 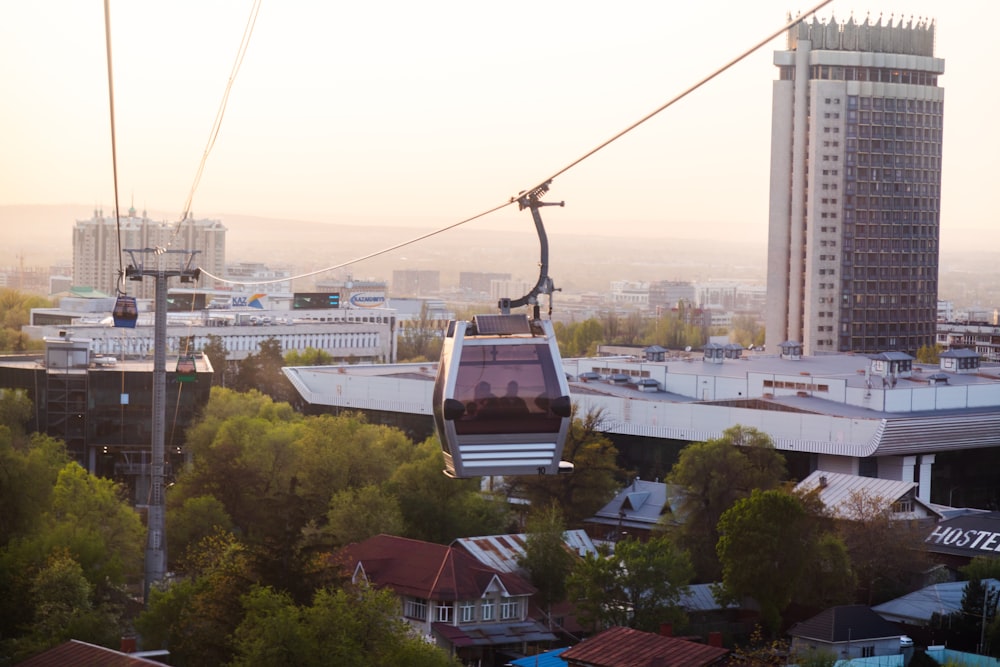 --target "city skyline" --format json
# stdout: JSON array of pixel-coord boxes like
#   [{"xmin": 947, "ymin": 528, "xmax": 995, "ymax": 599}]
[{"xmin": 2, "ymin": 1, "xmax": 998, "ymax": 258}]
